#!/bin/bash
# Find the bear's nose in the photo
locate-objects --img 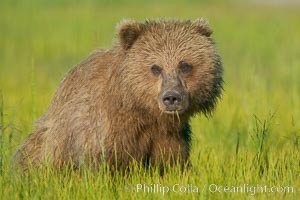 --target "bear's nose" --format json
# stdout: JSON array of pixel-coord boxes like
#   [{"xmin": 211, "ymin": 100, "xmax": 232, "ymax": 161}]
[{"xmin": 162, "ymin": 91, "xmax": 182, "ymax": 107}]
